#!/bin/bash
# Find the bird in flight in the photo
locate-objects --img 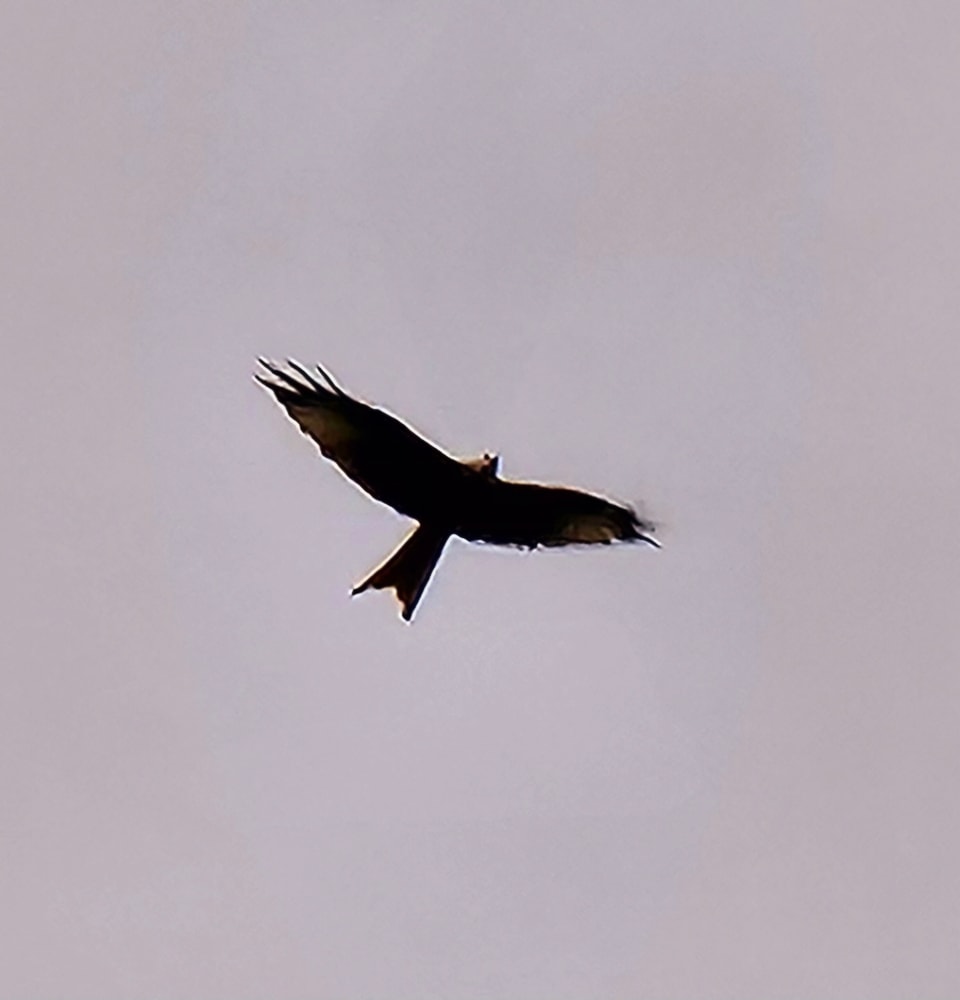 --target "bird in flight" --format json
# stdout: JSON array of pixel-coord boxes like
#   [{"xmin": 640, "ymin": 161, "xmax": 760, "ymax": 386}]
[{"xmin": 256, "ymin": 359, "xmax": 658, "ymax": 621}]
